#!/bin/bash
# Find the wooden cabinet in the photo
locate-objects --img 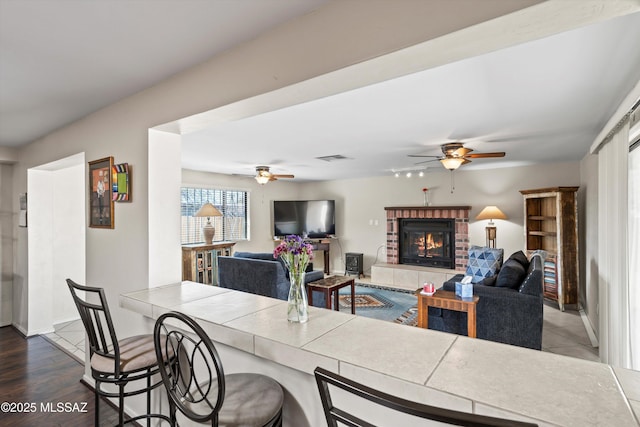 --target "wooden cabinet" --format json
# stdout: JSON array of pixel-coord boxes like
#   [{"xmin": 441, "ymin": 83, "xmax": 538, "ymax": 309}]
[
  {"xmin": 182, "ymin": 242, "xmax": 236, "ymax": 285},
  {"xmin": 520, "ymin": 187, "xmax": 579, "ymax": 311}
]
